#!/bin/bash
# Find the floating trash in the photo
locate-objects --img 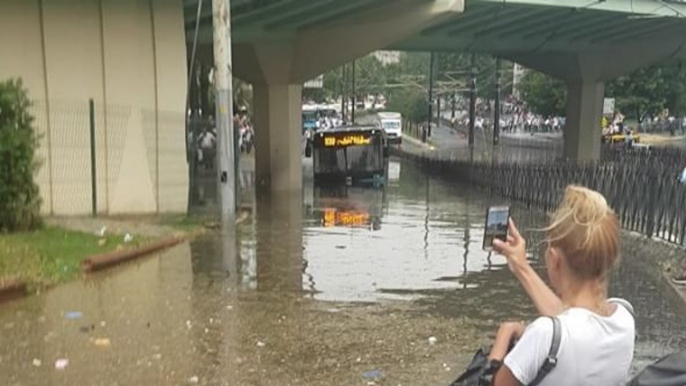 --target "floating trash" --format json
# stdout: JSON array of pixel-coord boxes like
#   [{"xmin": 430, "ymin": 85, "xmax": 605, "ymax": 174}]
[
  {"xmin": 94, "ymin": 338, "xmax": 111, "ymax": 348},
  {"xmin": 64, "ymin": 312, "xmax": 83, "ymax": 320},
  {"xmin": 428, "ymin": 336, "xmax": 437, "ymax": 345},
  {"xmin": 362, "ymin": 369, "xmax": 382, "ymax": 380},
  {"xmin": 32, "ymin": 359, "xmax": 41, "ymax": 367},
  {"xmin": 55, "ymin": 358, "xmax": 69, "ymax": 370}
]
